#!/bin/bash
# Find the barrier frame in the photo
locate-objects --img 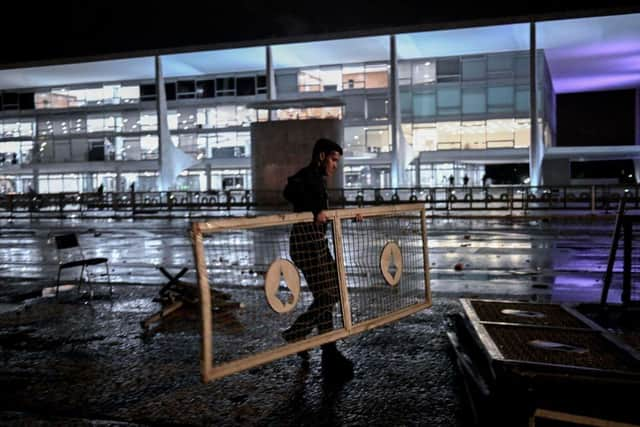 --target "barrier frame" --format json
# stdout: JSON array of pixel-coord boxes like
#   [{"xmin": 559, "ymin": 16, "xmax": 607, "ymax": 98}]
[{"xmin": 191, "ymin": 203, "xmax": 431, "ymax": 382}]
